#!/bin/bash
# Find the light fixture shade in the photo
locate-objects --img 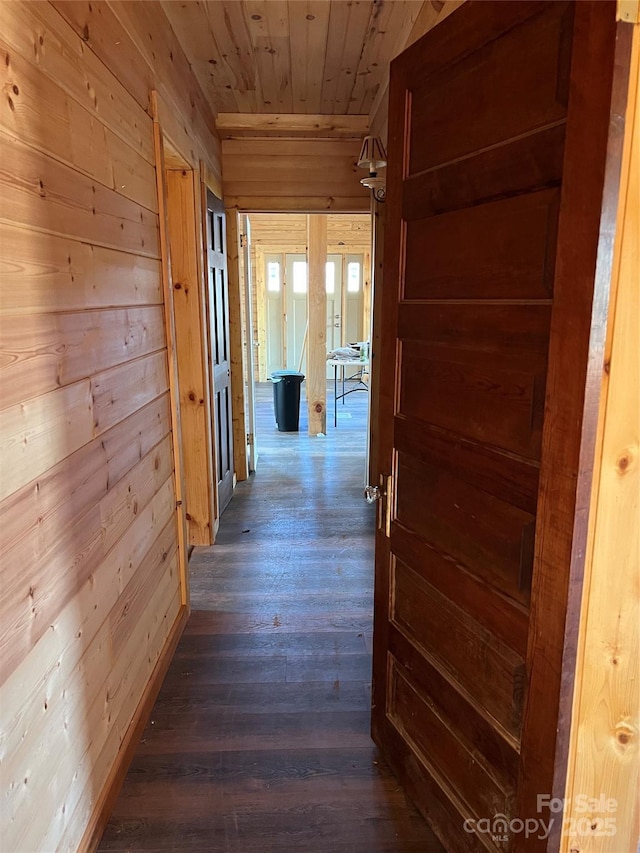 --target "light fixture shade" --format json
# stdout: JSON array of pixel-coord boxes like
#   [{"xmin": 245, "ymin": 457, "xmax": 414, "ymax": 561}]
[{"xmin": 357, "ymin": 135, "xmax": 387, "ymax": 171}]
